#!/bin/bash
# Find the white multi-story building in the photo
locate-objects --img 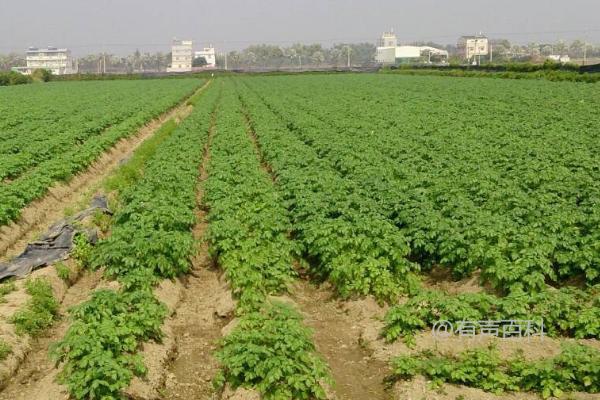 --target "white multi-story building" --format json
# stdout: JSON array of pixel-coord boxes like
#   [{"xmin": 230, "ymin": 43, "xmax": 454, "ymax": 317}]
[
  {"xmin": 194, "ymin": 46, "xmax": 216, "ymax": 68},
  {"xmin": 376, "ymin": 30, "xmax": 398, "ymax": 64},
  {"xmin": 15, "ymin": 47, "xmax": 75, "ymax": 75},
  {"xmin": 458, "ymin": 34, "xmax": 489, "ymax": 63},
  {"xmin": 168, "ymin": 39, "xmax": 193, "ymax": 72}
]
